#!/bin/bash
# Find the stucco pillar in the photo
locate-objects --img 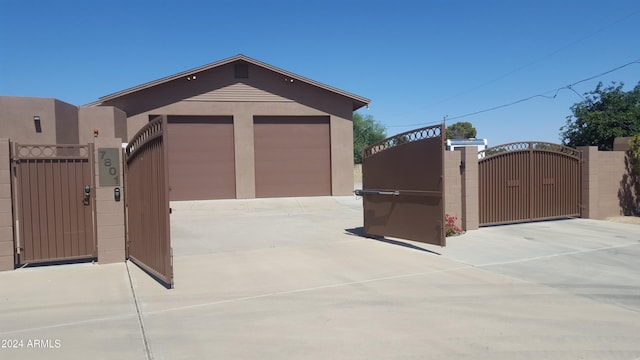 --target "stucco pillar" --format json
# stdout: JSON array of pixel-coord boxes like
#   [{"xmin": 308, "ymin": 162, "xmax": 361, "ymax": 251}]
[
  {"xmin": 579, "ymin": 146, "xmax": 599, "ymax": 219},
  {"xmin": 233, "ymin": 109, "xmax": 256, "ymax": 199},
  {"xmin": 0, "ymin": 139, "xmax": 14, "ymax": 270},
  {"xmin": 330, "ymin": 115, "xmax": 355, "ymax": 196},
  {"xmin": 93, "ymin": 138, "xmax": 126, "ymax": 264},
  {"xmin": 461, "ymin": 146, "xmax": 479, "ymax": 230},
  {"xmin": 79, "ymin": 106, "xmax": 128, "ymax": 145}
]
